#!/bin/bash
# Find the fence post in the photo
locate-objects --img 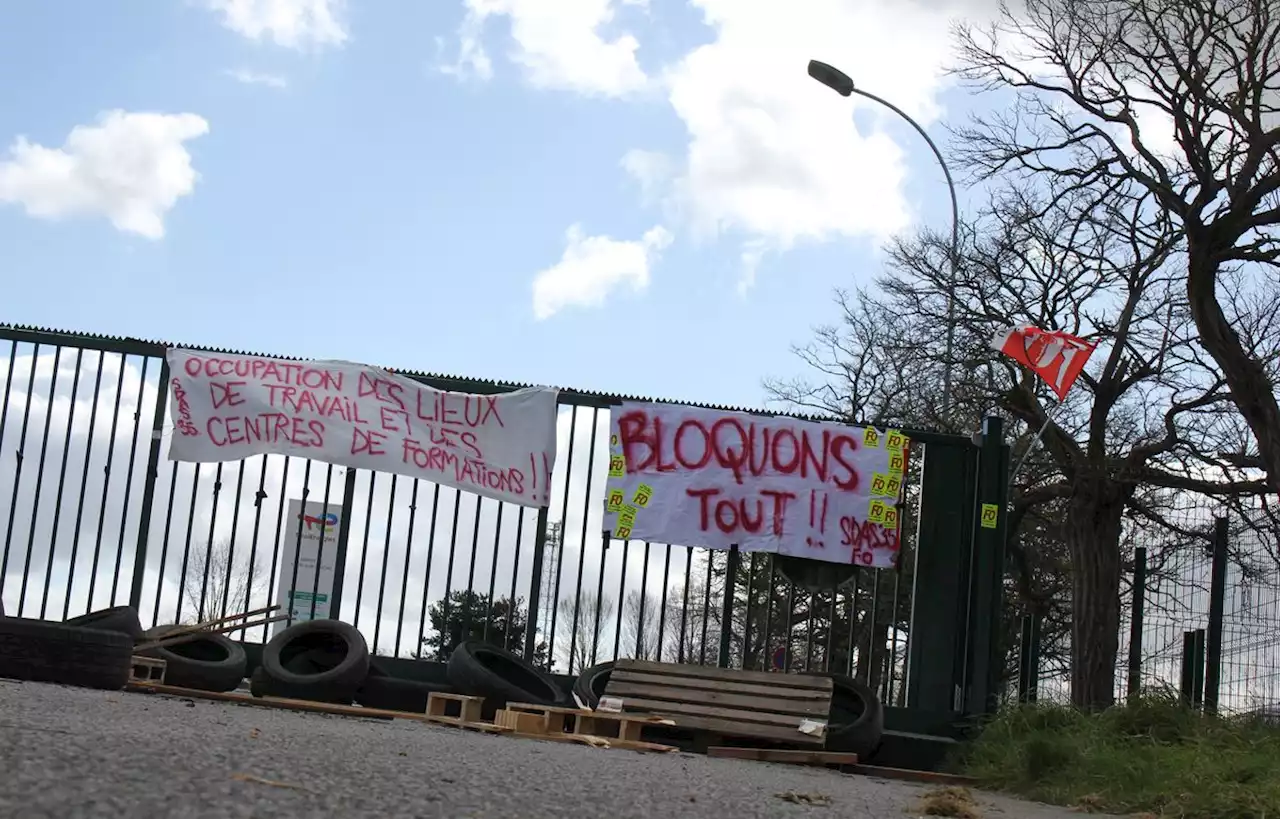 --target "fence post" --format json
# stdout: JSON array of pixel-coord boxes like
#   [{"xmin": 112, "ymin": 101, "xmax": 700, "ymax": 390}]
[
  {"xmin": 523, "ymin": 505, "xmax": 550, "ymax": 662},
  {"xmin": 1017, "ymin": 611, "xmax": 1041, "ymax": 703},
  {"xmin": 1204, "ymin": 516, "xmax": 1228, "ymax": 715},
  {"xmin": 127, "ymin": 356, "xmax": 171, "ymax": 611},
  {"xmin": 1126, "ymin": 545, "xmax": 1147, "ymax": 702},
  {"xmin": 327, "ymin": 468, "xmax": 359, "ymax": 621},
  {"xmin": 1179, "ymin": 628, "xmax": 1207, "ymax": 709},
  {"xmin": 963, "ymin": 414, "xmax": 1008, "ymax": 715}
]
